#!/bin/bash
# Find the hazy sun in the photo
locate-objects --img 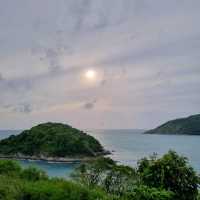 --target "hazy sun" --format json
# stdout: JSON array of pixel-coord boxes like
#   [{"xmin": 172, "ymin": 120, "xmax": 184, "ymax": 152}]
[{"xmin": 85, "ymin": 70, "xmax": 96, "ymax": 80}]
